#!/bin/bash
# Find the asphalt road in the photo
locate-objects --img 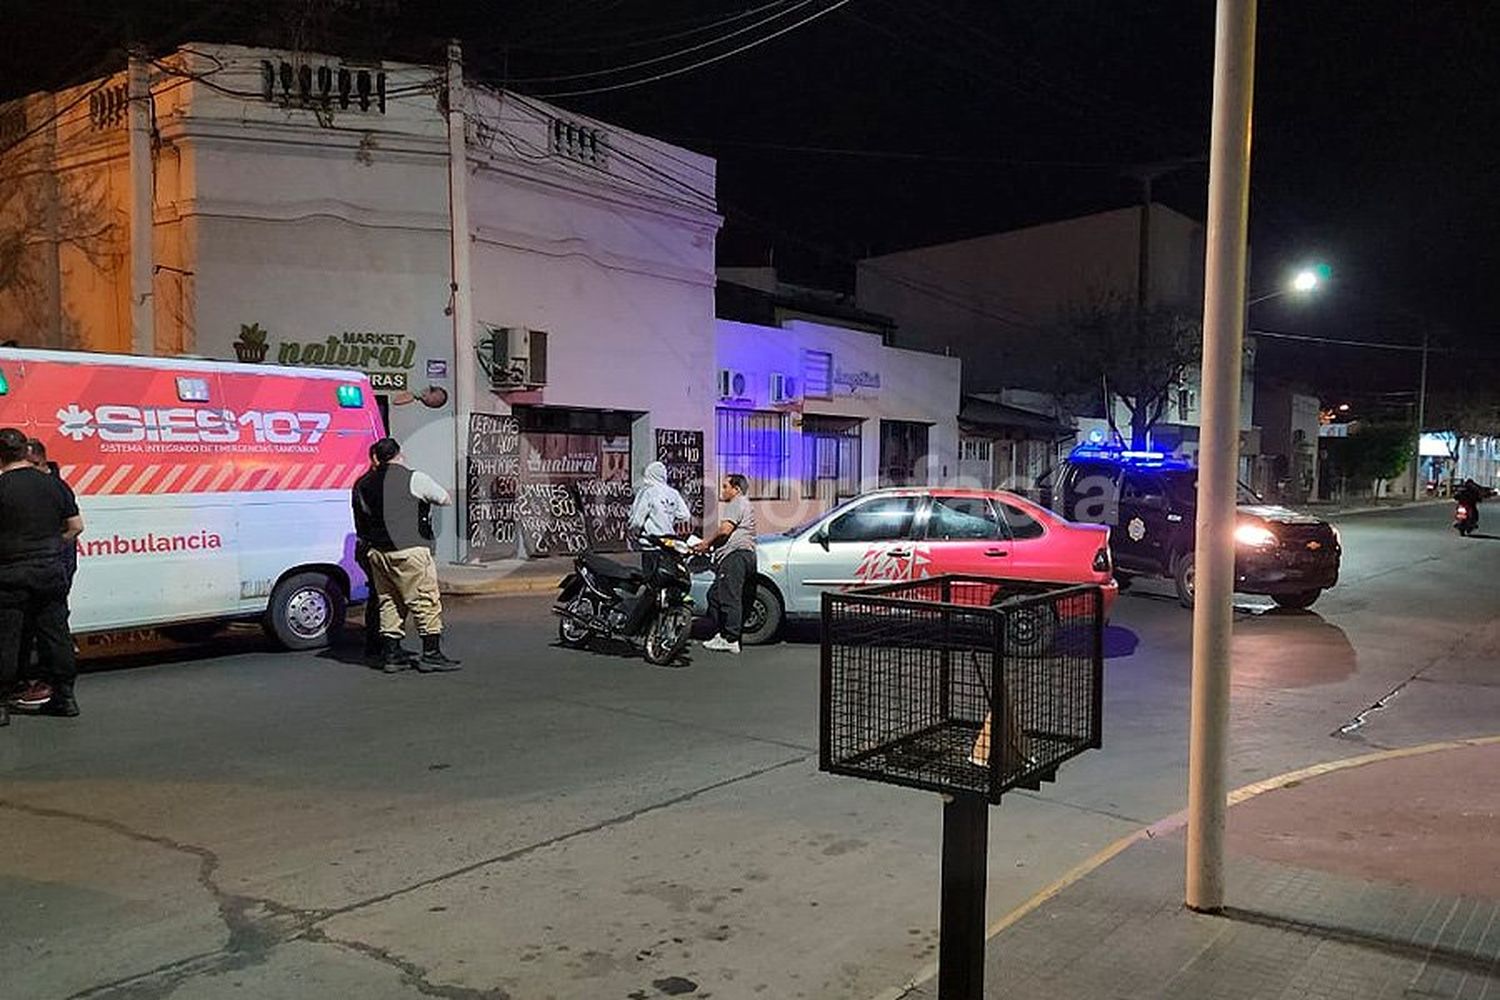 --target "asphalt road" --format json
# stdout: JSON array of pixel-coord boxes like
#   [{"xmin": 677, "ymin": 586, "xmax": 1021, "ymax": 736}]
[{"xmin": 3, "ymin": 505, "xmax": 1498, "ymax": 1000}]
